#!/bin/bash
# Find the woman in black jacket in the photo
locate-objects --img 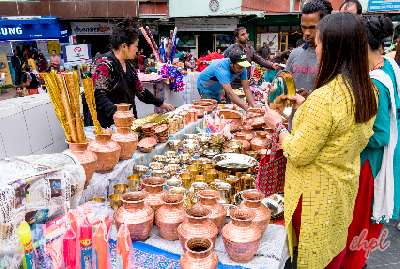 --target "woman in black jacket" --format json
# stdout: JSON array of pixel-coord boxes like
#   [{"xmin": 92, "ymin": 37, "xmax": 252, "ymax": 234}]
[{"xmin": 85, "ymin": 19, "xmax": 174, "ymax": 128}]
